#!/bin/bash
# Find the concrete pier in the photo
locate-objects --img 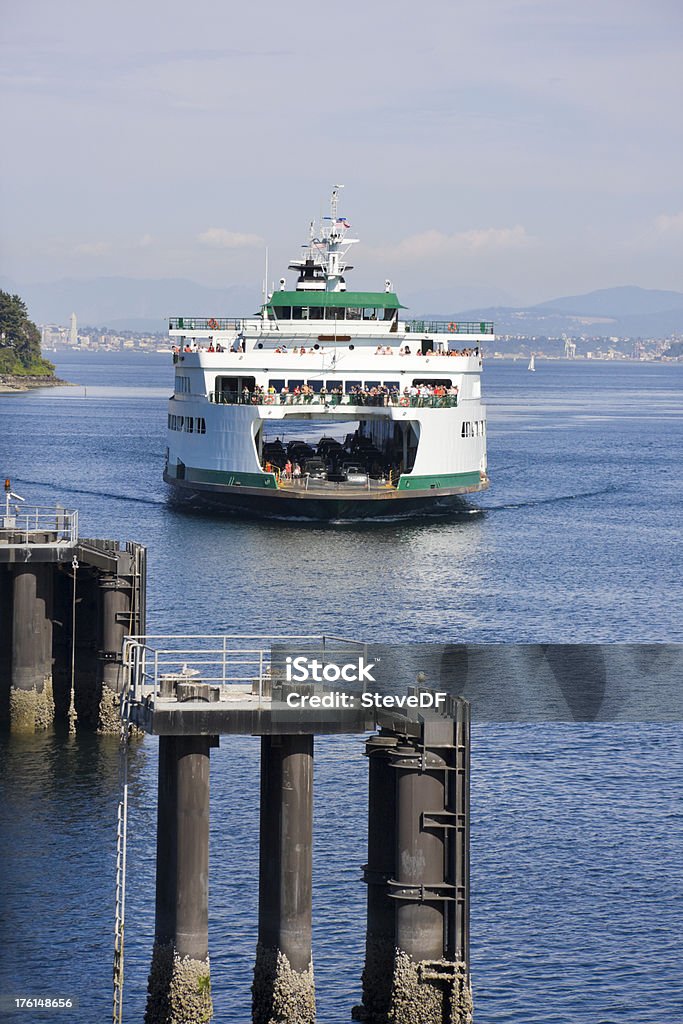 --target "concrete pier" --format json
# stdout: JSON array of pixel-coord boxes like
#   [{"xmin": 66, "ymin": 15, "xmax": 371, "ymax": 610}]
[
  {"xmin": 146, "ymin": 736, "xmax": 213, "ymax": 1024},
  {"xmin": 121, "ymin": 638, "xmax": 472, "ymax": 1024},
  {"xmin": 253, "ymin": 734, "xmax": 315, "ymax": 1024},
  {"xmin": 0, "ymin": 501, "xmax": 146, "ymax": 732}
]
